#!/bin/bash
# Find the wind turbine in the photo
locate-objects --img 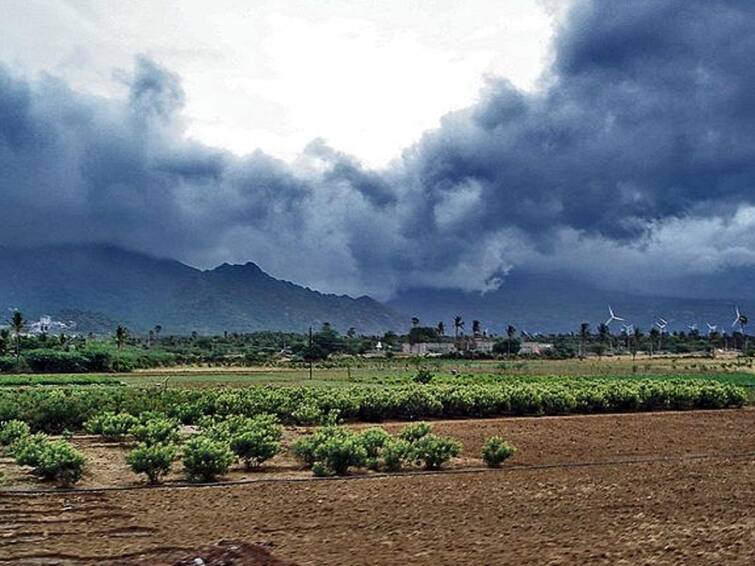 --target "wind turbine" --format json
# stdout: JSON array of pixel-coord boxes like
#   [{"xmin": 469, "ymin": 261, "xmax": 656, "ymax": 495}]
[
  {"xmin": 732, "ymin": 306, "xmax": 748, "ymax": 333},
  {"xmin": 706, "ymin": 323, "xmax": 718, "ymax": 336},
  {"xmin": 655, "ymin": 317, "xmax": 671, "ymax": 352},
  {"xmin": 732, "ymin": 306, "xmax": 749, "ymax": 352},
  {"xmin": 605, "ymin": 306, "xmax": 626, "ymax": 327}
]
